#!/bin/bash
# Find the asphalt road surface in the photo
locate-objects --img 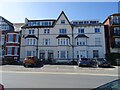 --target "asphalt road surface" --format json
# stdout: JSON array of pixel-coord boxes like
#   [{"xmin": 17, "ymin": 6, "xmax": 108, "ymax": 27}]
[{"xmin": 1, "ymin": 71, "xmax": 118, "ymax": 89}]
